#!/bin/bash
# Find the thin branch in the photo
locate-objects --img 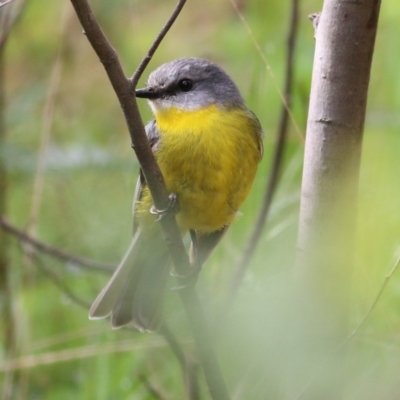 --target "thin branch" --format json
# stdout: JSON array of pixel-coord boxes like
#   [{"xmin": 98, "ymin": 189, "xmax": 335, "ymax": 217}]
[
  {"xmin": 0, "ymin": 338, "xmax": 167, "ymax": 372},
  {"xmin": 0, "ymin": 216, "xmax": 115, "ymax": 273},
  {"xmin": 69, "ymin": 0, "xmax": 189, "ymax": 274},
  {"xmin": 0, "ymin": 0, "xmax": 25, "ymax": 48},
  {"xmin": 229, "ymin": 0, "xmax": 303, "ymax": 142},
  {"xmin": 68, "ymin": 1, "xmax": 230, "ymax": 398},
  {"xmin": 24, "ymin": 4, "xmax": 71, "ymax": 279},
  {"xmin": 0, "ymin": 0, "xmax": 15, "ymax": 8},
  {"xmin": 32, "ymin": 253, "xmax": 91, "ymax": 309},
  {"xmin": 130, "ymin": 0, "xmax": 187, "ymax": 87},
  {"xmin": 160, "ymin": 324, "xmax": 200, "ymax": 400},
  {"xmin": 226, "ymin": 0, "xmax": 299, "ymax": 305},
  {"xmin": 293, "ymin": 252, "xmax": 400, "ymax": 400},
  {"xmin": 138, "ymin": 372, "xmax": 170, "ymax": 400}
]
